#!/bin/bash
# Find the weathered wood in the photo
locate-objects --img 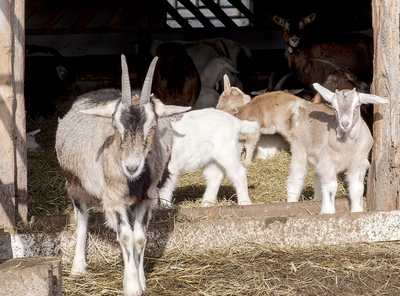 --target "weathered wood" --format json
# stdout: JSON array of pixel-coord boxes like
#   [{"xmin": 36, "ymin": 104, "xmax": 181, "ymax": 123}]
[
  {"xmin": 201, "ymin": 0, "xmax": 237, "ymax": 28},
  {"xmin": 0, "ymin": 0, "xmax": 16, "ymax": 228},
  {"xmin": 367, "ymin": 0, "xmax": 400, "ymax": 210},
  {"xmin": 165, "ymin": 0, "xmax": 191, "ymax": 29},
  {"xmin": 37, "ymin": 0, "xmax": 76, "ymax": 29},
  {"xmin": 13, "ymin": 0, "xmax": 27, "ymax": 223},
  {"xmin": 177, "ymin": 0, "xmax": 215, "ymax": 29}
]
